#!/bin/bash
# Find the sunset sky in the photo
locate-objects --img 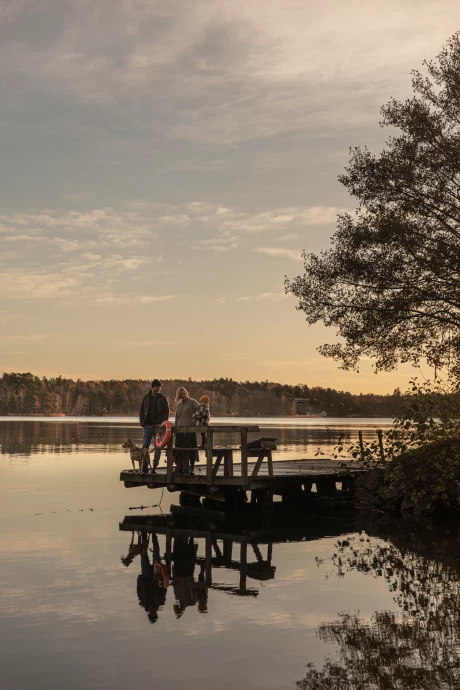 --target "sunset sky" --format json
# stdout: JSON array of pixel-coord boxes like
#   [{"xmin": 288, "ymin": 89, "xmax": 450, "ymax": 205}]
[{"xmin": 1, "ymin": 0, "xmax": 459, "ymax": 393}]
